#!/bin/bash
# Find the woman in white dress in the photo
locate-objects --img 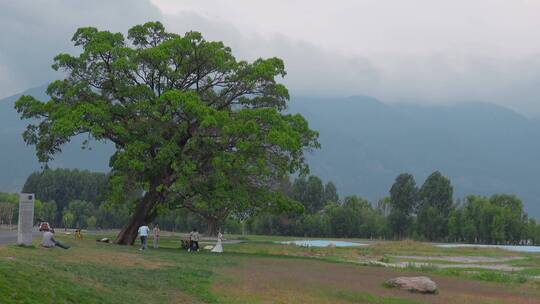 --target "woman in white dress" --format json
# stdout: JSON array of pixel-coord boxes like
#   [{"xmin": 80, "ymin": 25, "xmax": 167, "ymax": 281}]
[{"xmin": 211, "ymin": 230, "xmax": 224, "ymax": 253}]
